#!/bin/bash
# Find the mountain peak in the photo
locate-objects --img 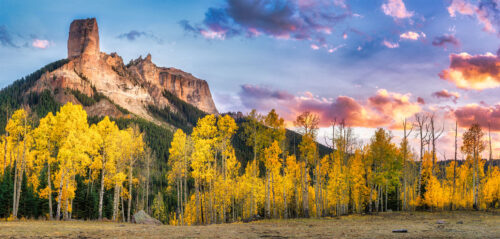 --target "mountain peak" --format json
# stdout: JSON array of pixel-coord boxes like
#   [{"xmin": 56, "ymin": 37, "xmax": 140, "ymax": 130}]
[{"xmin": 28, "ymin": 18, "xmax": 217, "ymax": 127}]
